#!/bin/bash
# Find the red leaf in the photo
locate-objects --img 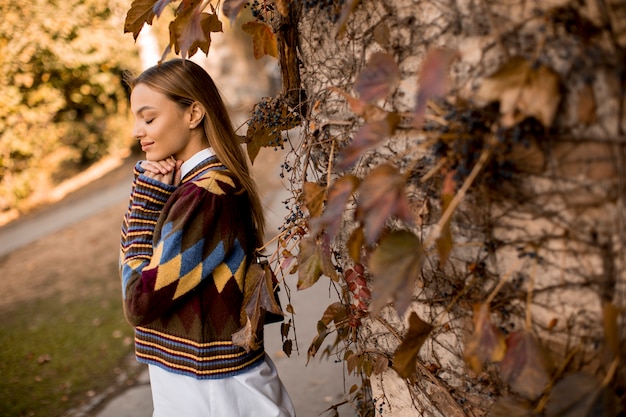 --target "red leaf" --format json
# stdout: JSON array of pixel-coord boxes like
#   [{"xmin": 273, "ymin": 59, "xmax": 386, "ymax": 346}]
[
  {"xmin": 124, "ymin": 0, "xmax": 158, "ymax": 40},
  {"xmin": 392, "ymin": 312, "xmax": 434, "ymax": 378},
  {"xmin": 337, "ymin": 112, "xmax": 400, "ymax": 170},
  {"xmin": 368, "ymin": 230, "xmax": 423, "ymax": 316},
  {"xmin": 354, "ymin": 52, "xmax": 400, "ymax": 103},
  {"xmin": 463, "ymin": 304, "xmax": 506, "ymax": 373},
  {"xmin": 499, "ymin": 330, "xmax": 551, "ymax": 400},
  {"xmin": 414, "ymin": 48, "xmax": 456, "ymax": 128},
  {"xmin": 241, "ymin": 21, "xmax": 278, "ymax": 59},
  {"xmin": 297, "ymin": 235, "xmax": 338, "ymax": 290},
  {"xmin": 309, "ymin": 175, "xmax": 359, "ymax": 239},
  {"xmin": 356, "ymin": 164, "xmax": 413, "ymax": 245}
]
